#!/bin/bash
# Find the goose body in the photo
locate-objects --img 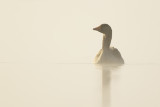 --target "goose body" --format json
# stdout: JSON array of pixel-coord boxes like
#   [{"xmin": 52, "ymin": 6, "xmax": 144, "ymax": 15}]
[{"xmin": 93, "ymin": 24, "xmax": 124, "ymax": 64}]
